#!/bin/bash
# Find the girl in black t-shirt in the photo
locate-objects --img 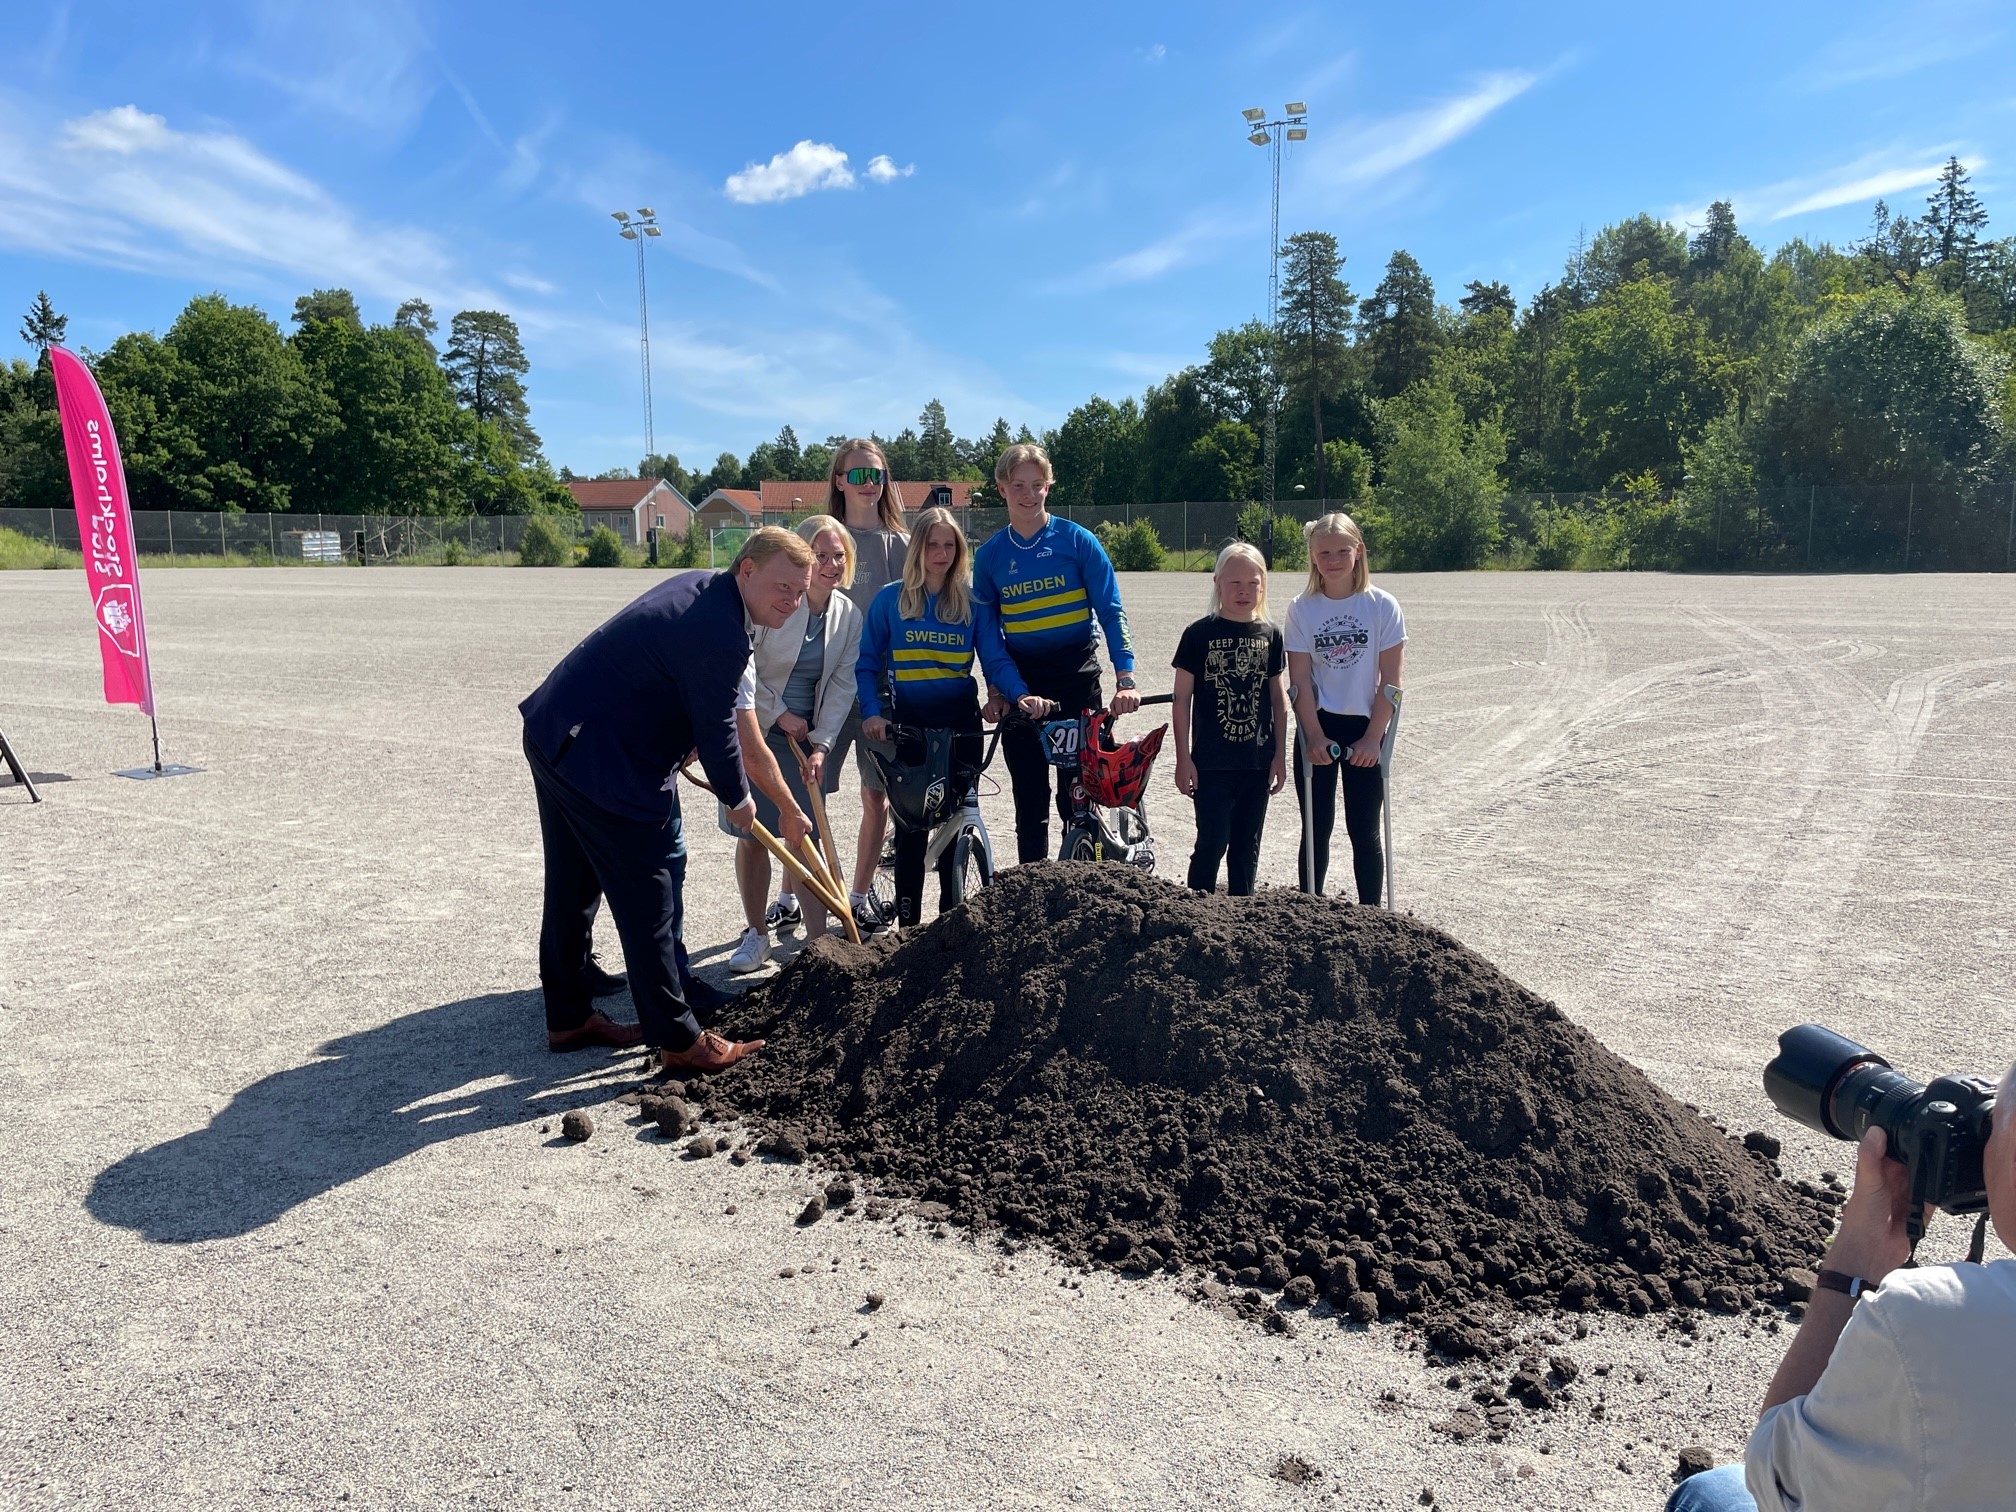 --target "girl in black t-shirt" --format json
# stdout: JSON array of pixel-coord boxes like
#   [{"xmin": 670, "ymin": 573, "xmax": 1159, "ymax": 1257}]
[{"xmin": 1171, "ymin": 542, "xmax": 1288, "ymax": 895}]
